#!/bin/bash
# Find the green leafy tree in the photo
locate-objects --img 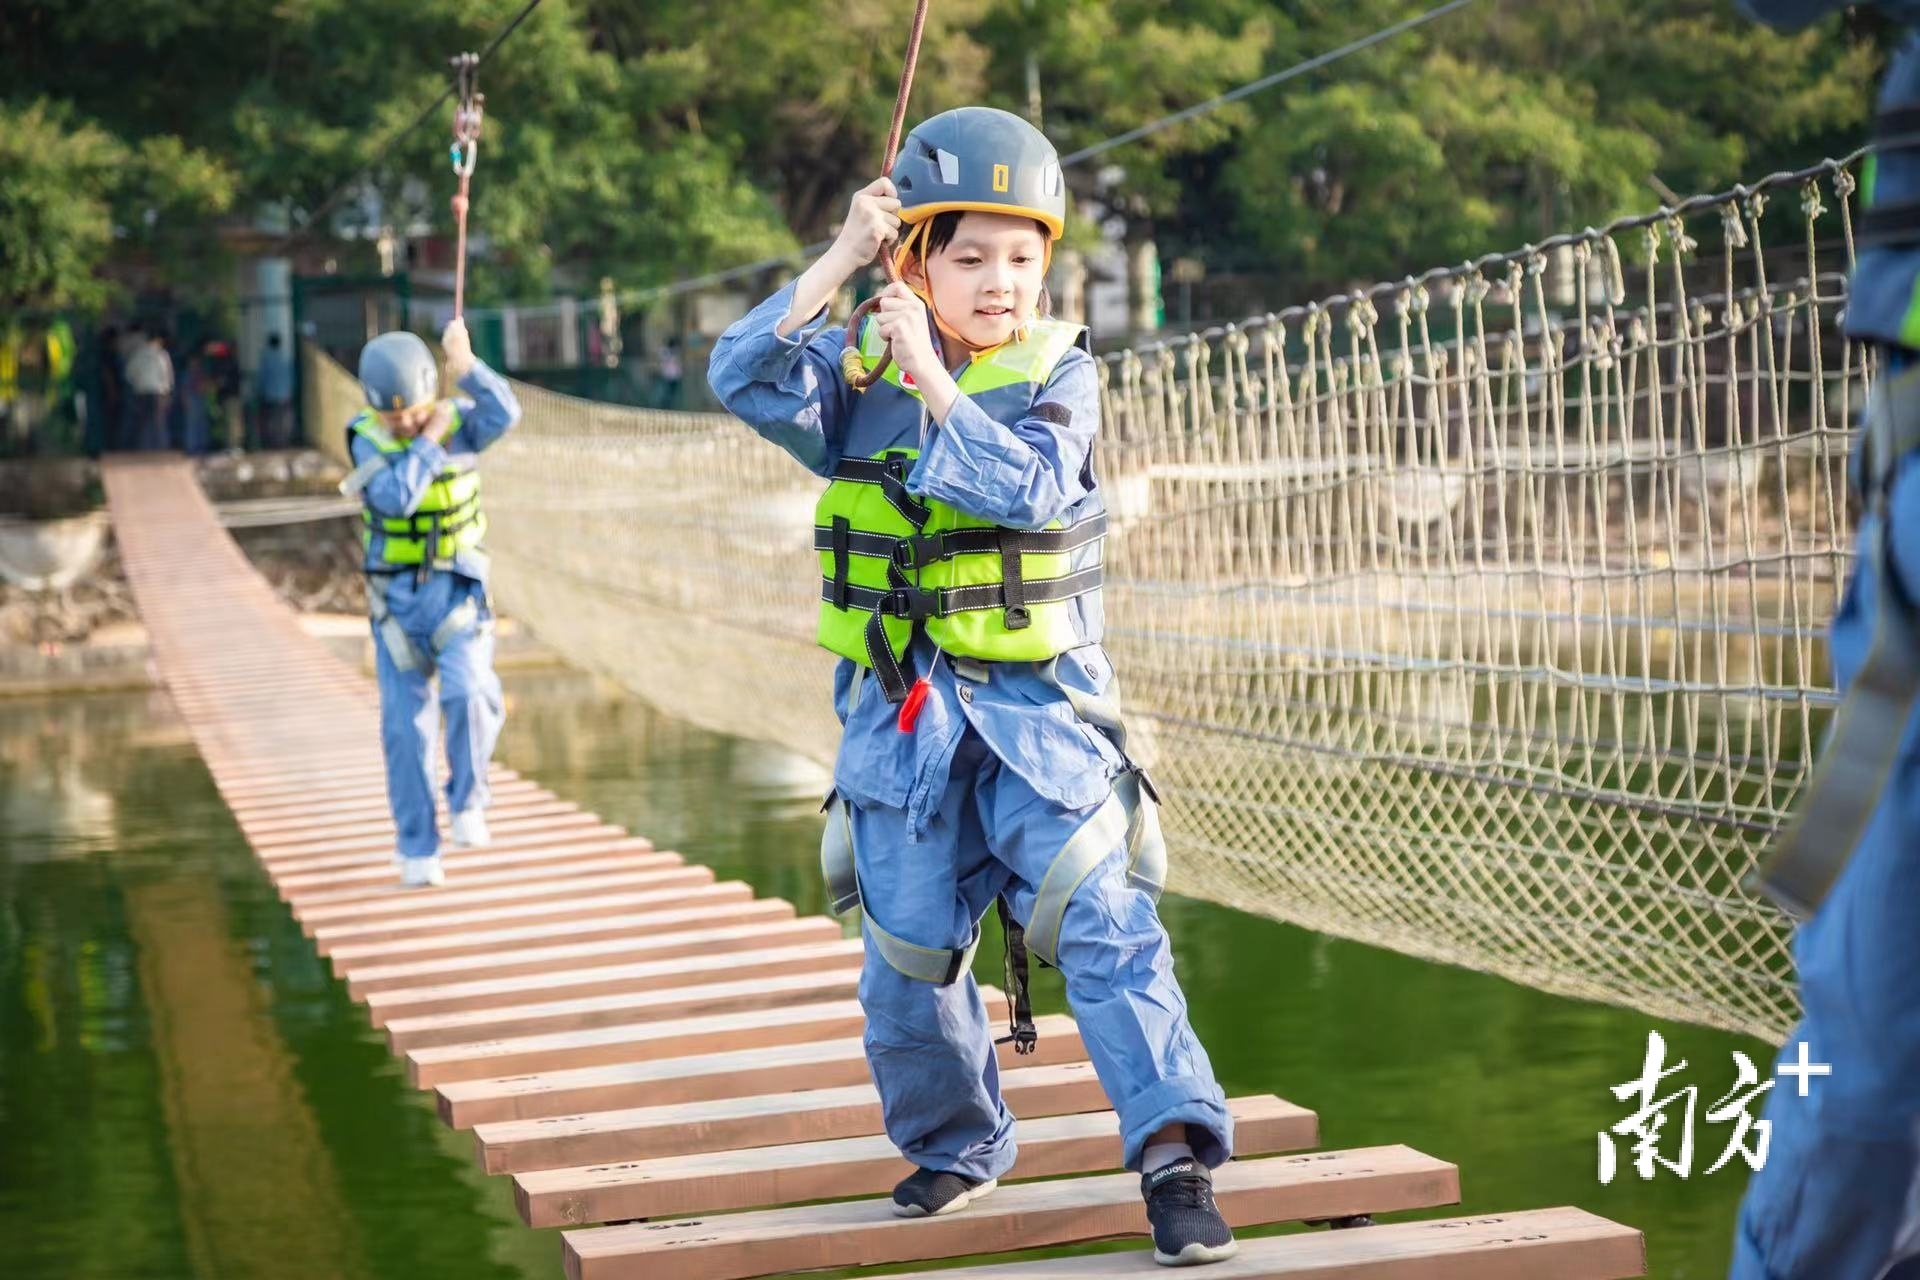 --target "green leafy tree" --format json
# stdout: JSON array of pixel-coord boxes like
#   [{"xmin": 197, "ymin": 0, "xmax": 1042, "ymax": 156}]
[{"xmin": 0, "ymin": 100, "xmax": 231, "ymax": 312}]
